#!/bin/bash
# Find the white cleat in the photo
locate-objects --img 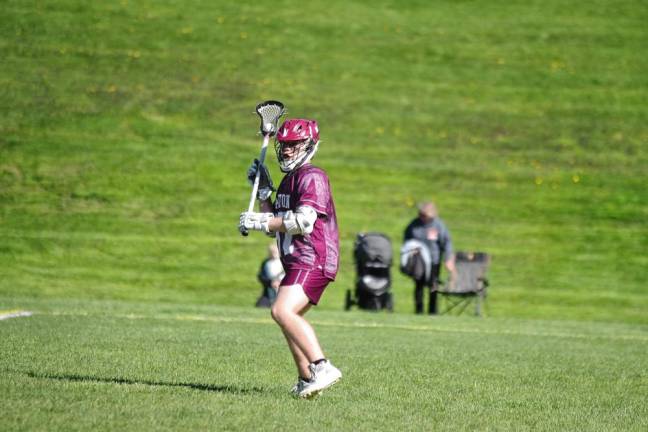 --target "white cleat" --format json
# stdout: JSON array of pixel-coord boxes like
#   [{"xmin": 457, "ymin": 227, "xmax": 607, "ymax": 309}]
[
  {"xmin": 298, "ymin": 360, "xmax": 342, "ymax": 399},
  {"xmin": 290, "ymin": 377, "xmax": 309, "ymax": 397}
]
